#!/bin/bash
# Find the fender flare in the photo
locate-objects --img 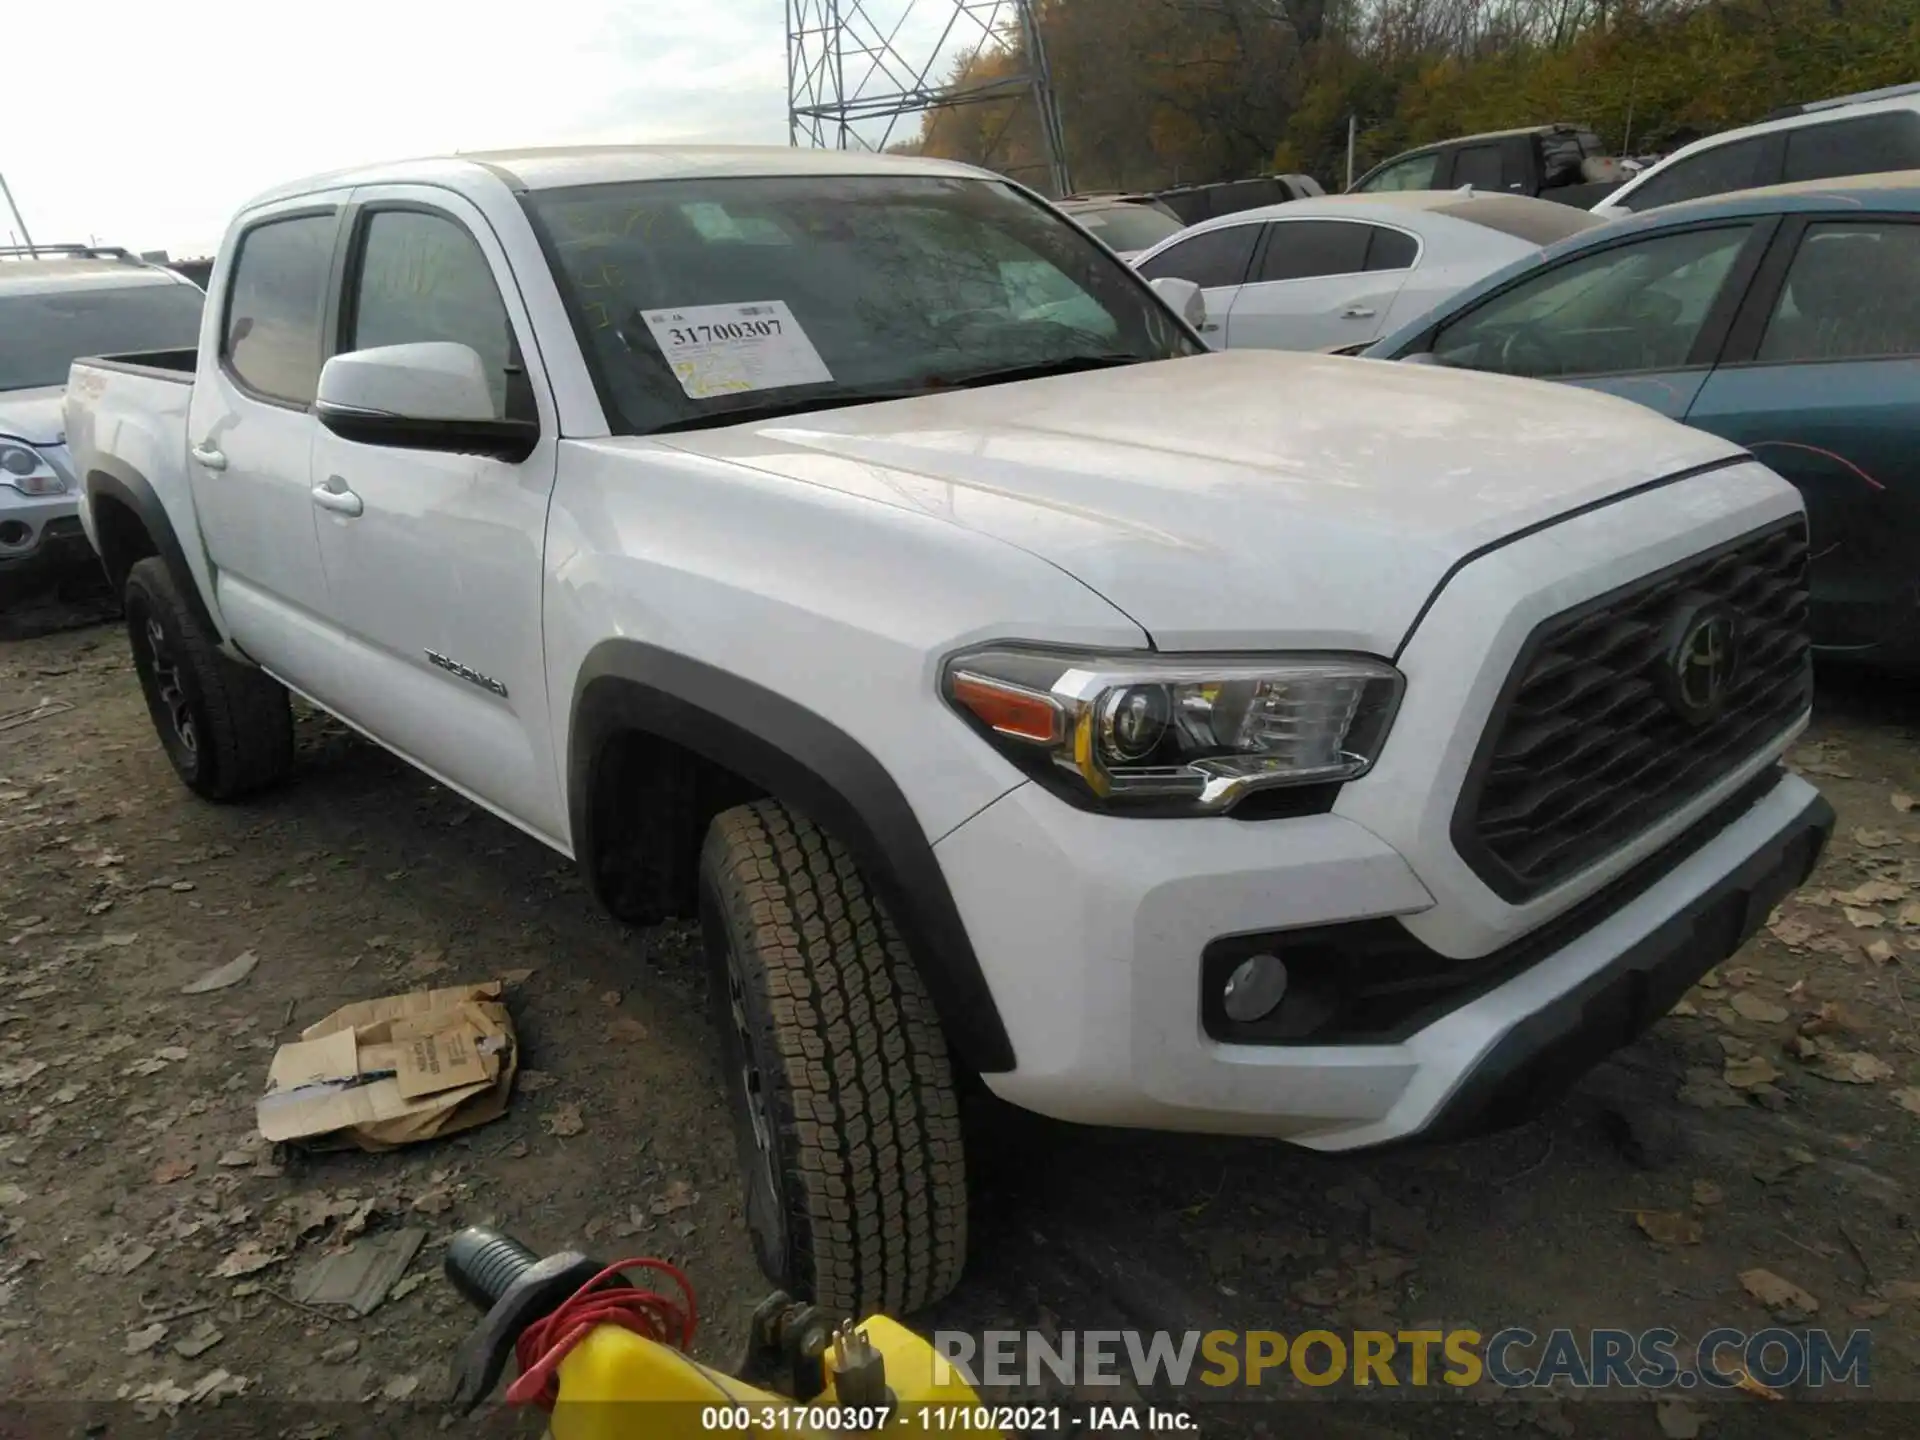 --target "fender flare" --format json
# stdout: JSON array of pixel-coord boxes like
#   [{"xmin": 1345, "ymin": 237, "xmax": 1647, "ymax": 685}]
[
  {"xmin": 568, "ymin": 639, "xmax": 1017, "ymax": 1074},
  {"xmin": 83, "ymin": 459, "xmax": 222, "ymax": 641}
]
